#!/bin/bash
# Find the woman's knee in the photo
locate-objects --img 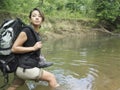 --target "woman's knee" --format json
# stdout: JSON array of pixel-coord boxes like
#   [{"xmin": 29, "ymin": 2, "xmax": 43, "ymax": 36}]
[
  {"xmin": 7, "ymin": 87, "xmax": 16, "ymax": 90},
  {"xmin": 7, "ymin": 77, "xmax": 25, "ymax": 90},
  {"xmin": 40, "ymin": 70, "xmax": 56, "ymax": 81},
  {"xmin": 38, "ymin": 70, "xmax": 60, "ymax": 88}
]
